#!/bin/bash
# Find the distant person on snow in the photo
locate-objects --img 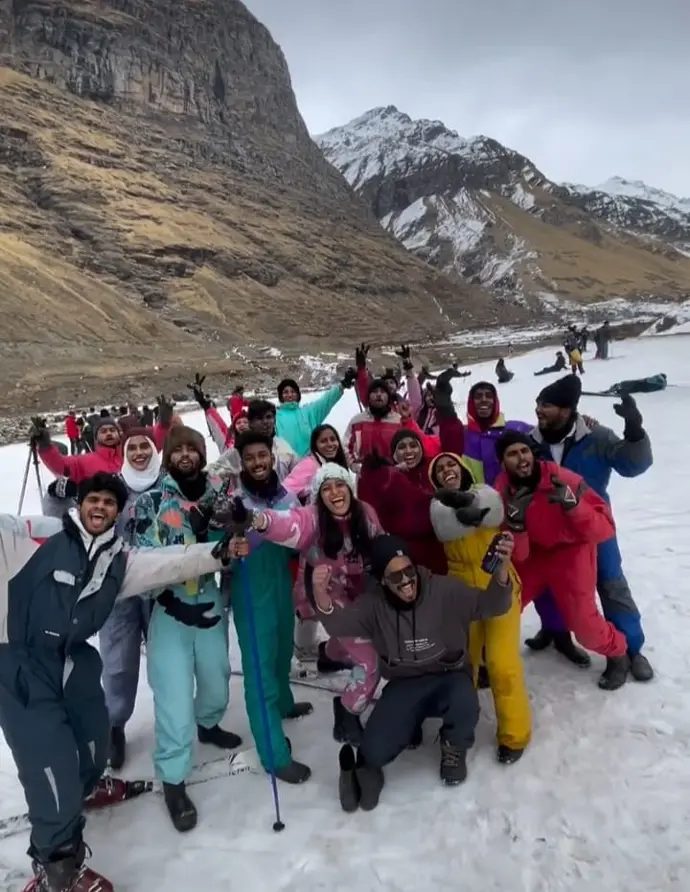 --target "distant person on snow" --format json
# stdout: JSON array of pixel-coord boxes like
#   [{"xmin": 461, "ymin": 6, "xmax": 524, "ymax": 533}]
[
  {"xmin": 591, "ymin": 373, "xmax": 667, "ymax": 397},
  {"xmin": 594, "ymin": 321, "xmax": 612, "ymax": 359},
  {"xmin": 495, "ymin": 357, "xmax": 514, "ymax": 383},
  {"xmin": 64, "ymin": 411, "xmax": 80, "ymax": 455},
  {"xmin": 534, "ymin": 351, "xmax": 567, "ymax": 376},
  {"xmin": 0, "ymin": 475, "xmax": 233, "ymax": 892},
  {"xmin": 494, "ymin": 431, "xmax": 631, "ymax": 690},
  {"xmin": 527, "ymin": 374, "xmax": 654, "ymax": 684}
]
